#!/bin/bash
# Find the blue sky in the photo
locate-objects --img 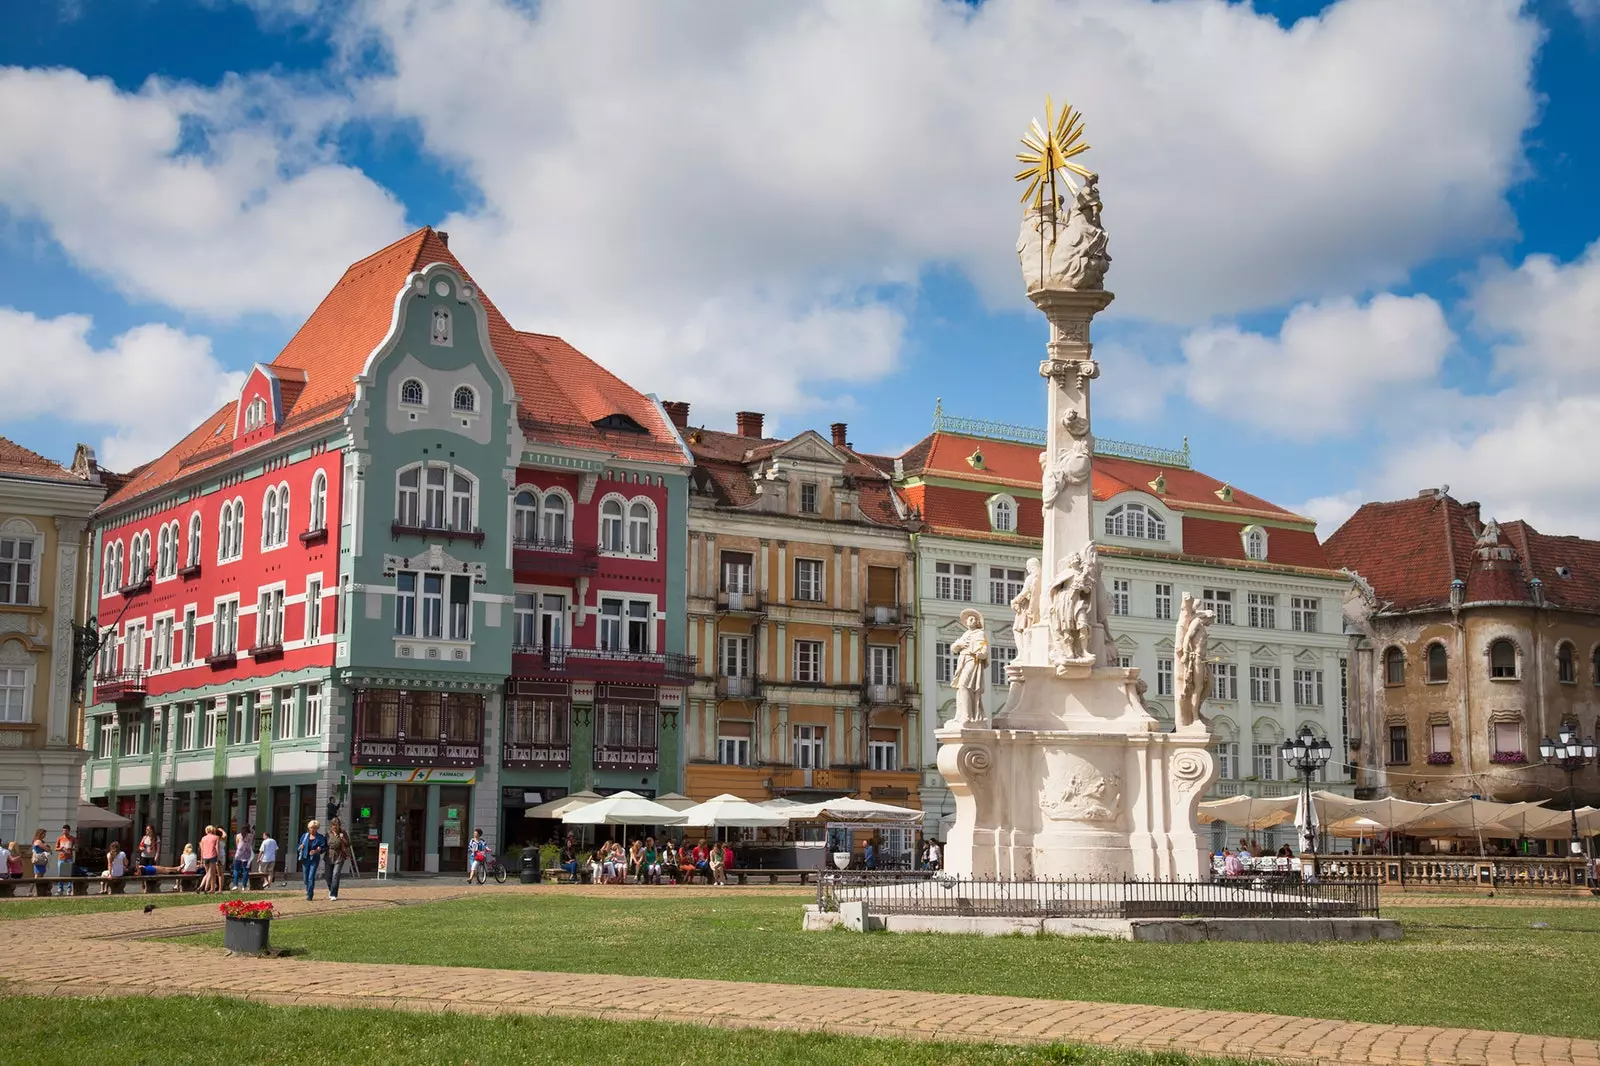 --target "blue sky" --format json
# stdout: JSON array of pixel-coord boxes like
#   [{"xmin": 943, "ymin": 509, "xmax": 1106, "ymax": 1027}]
[{"xmin": 2, "ymin": 0, "xmax": 1598, "ymax": 536}]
